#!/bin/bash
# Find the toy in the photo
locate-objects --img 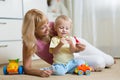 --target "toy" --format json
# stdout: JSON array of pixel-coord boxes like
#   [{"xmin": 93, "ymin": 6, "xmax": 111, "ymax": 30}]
[
  {"xmin": 74, "ymin": 64, "xmax": 92, "ymax": 76},
  {"xmin": 3, "ymin": 58, "xmax": 23, "ymax": 75},
  {"xmin": 74, "ymin": 36, "xmax": 80, "ymax": 44}
]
